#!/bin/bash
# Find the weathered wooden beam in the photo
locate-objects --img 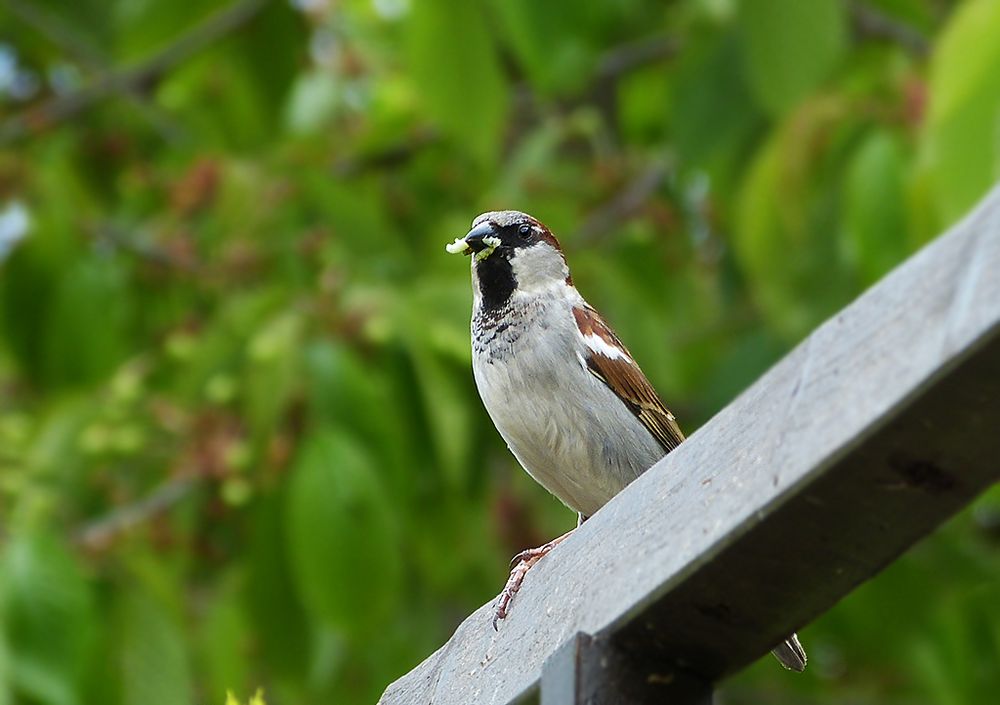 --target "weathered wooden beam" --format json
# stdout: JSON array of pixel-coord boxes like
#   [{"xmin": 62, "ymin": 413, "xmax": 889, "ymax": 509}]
[
  {"xmin": 379, "ymin": 186, "xmax": 1000, "ymax": 705},
  {"xmin": 540, "ymin": 632, "xmax": 712, "ymax": 704}
]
